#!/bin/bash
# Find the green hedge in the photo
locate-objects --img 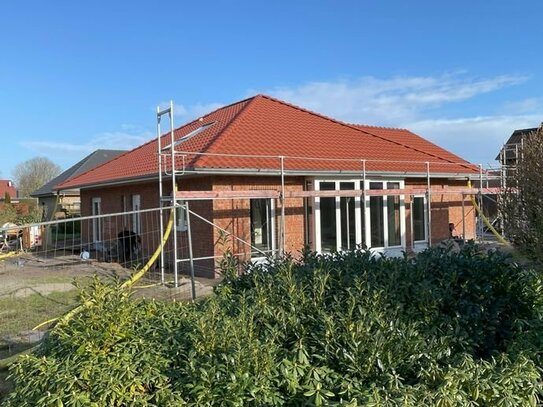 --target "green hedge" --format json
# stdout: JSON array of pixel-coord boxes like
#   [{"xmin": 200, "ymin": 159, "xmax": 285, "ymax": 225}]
[{"xmin": 3, "ymin": 244, "xmax": 543, "ymax": 406}]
